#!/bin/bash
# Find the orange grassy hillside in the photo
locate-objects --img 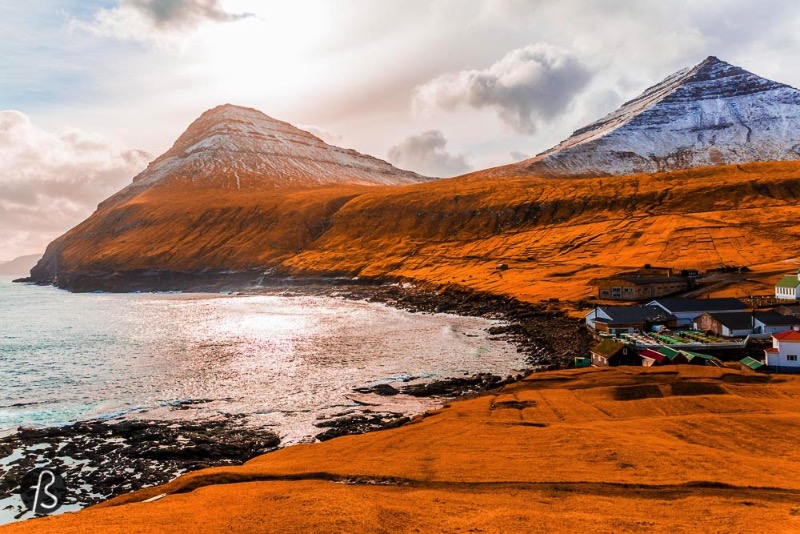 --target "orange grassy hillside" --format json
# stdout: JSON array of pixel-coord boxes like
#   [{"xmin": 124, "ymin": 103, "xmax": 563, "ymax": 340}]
[
  {"xmin": 285, "ymin": 160, "xmax": 800, "ymax": 301},
  {"xmin": 36, "ymin": 183, "xmax": 371, "ymax": 281},
  {"xmin": 9, "ymin": 366, "xmax": 800, "ymax": 533}
]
